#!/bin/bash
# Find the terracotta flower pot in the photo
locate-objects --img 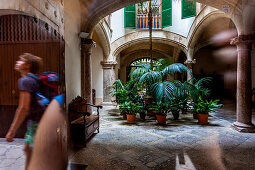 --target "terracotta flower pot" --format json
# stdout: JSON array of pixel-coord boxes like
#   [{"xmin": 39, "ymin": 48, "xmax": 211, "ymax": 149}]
[
  {"xmin": 197, "ymin": 114, "xmax": 208, "ymax": 125},
  {"xmin": 156, "ymin": 115, "xmax": 166, "ymax": 125},
  {"xmin": 126, "ymin": 114, "xmax": 136, "ymax": 123}
]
